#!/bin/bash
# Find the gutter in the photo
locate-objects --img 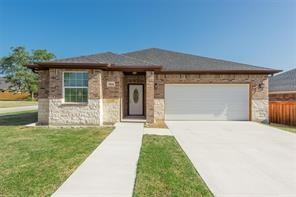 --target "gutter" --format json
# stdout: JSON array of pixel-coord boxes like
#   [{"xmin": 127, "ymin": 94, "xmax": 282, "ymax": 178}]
[
  {"xmin": 269, "ymin": 91, "xmax": 296, "ymax": 94},
  {"xmin": 26, "ymin": 62, "xmax": 281, "ymax": 74},
  {"xmin": 156, "ymin": 69, "xmax": 282, "ymax": 75}
]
